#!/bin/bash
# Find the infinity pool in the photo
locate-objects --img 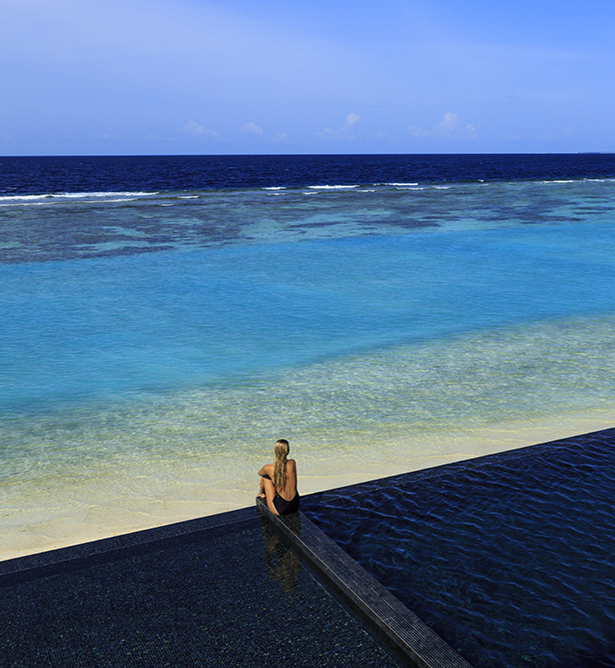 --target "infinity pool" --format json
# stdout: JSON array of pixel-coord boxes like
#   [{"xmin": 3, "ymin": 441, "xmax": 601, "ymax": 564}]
[{"xmin": 302, "ymin": 428, "xmax": 615, "ymax": 668}]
